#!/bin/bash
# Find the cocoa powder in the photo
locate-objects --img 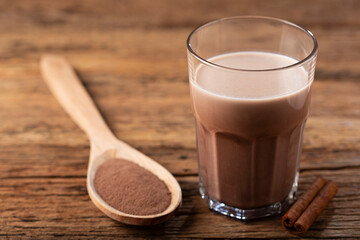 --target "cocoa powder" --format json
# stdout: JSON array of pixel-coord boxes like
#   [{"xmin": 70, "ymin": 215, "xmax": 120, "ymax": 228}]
[{"xmin": 94, "ymin": 158, "xmax": 171, "ymax": 216}]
